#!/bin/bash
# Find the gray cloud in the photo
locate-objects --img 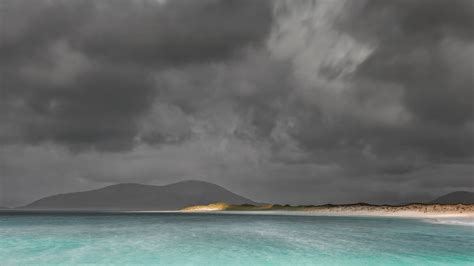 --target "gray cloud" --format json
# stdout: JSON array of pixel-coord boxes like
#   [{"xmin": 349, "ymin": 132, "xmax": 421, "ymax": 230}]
[
  {"xmin": 74, "ymin": 0, "xmax": 273, "ymax": 65},
  {"xmin": 346, "ymin": 0, "xmax": 474, "ymax": 126},
  {"xmin": 1, "ymin": 0, "xmax": 473, "ymax": 206},
  {"xmin": 266, "ymin": 0, "xmax": 474, "ymax": 174},
  {"xmin": 0, "ymin": 0, "xmax": 274, "ymax": 151}
]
